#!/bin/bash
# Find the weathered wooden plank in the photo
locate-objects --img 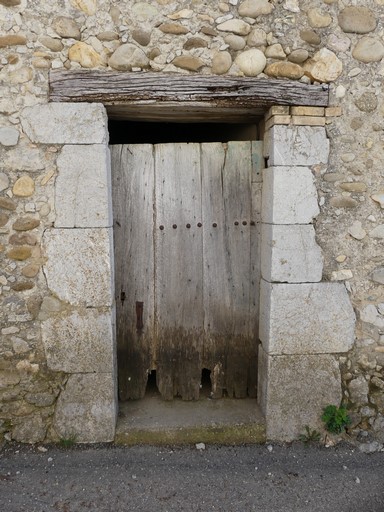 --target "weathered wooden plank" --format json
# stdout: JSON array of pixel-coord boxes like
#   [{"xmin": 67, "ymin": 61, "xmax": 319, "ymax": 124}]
[
  {"xmin": 49, "ymin": 71, "xmax": 329, "ymax": 119},
  {"xmin": 201, "ymin": 142, "xmax": 259, "ymax": 398},
  {"xmin": 154, "ymin": 143, "xmax": 204, "ymax": 400},
  {"xmin": 200, "ymin": 143, "xmax": 227, "ymax": 397},
  {"xmin": 111, "ymin": 144, "xmax": 155, "ymax": 400},
  {"xmin": 222, "ymin": 141, "xmax": 254, "ymax": 398},
  {"xmin": 248, "ymin": 141, "xmax": 263, "ymax": 397}
]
